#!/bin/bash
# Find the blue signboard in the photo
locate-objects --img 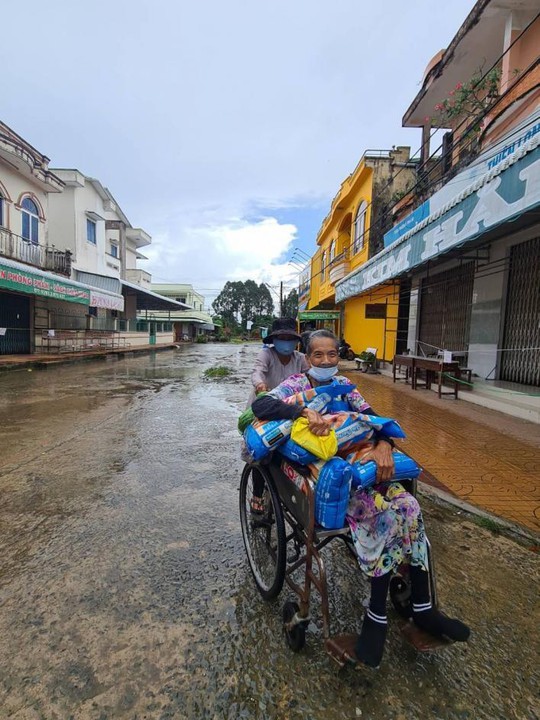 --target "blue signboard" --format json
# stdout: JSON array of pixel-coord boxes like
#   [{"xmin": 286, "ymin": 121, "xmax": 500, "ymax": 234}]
[
  {"xmin": 384, "ymin": 200, "xmax": 430, "ymax": 247},
  {"xmin": 336, "ymin": 141, "xmax": 540, "ymax": 302}
]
